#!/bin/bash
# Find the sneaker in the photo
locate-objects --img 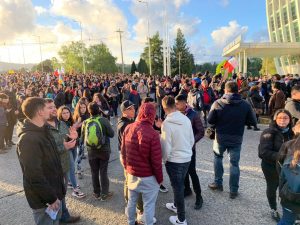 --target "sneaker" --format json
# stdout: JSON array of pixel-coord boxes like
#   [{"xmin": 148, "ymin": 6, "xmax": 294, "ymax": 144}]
[
  {"xmin": 166, "ymin": 203, "xmax": 177, "ymax": 213},
  {"xmin": 72, "ymin": 189, "xmax": 86, "ymax": 198},
  {"xmin": 194, "ymin": 195, "xmax": 203, "ymax": 210},
  {"xmin": 208, "ymin": 183, "xmax": 223, "ymax": 191},
  {"xmin": 77, "ymin": 172, "xmax": 83, "ymax": 180},
  {"xmin": 159, "ymin": 184, "xmax": 168, "ymax": 193},
  {"xmin": 253, "ymin": 127, "xmax": 260, "ymax": 131},
  {"xmin": 271, "ymin": 209, "xmax": 280, "ymax": 222},
  {"xmin": 136, "ymin": 213, "xmax": 157, "ymax": 224},
  {"xmin": 169, "ymin": 216, "xmax": 187, "ymax": 225},
  {"xmin": 247, "ymin": 126, "xmax": 252, "ymax": 130},
  {"xmin": 229, "ymin": 192, "xmax": 238, "ymax": 199},
  {"xmin": 60, "ymin": 215, "xmax": 81, "ymax": 223},
  {"xmin": 184, "ymin": 188, "xmax": 192, "ymax": 197},
  {"xmin": 93, "ymin": 193, "xmax": 101, "ymax": 200},
  {"xmin": 67, "ymin": 183, "xmax": 73, "ymax": 189},
  {"xmin": 100, "ymin": 191, "xmax": 113, "ymax": 201}
]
